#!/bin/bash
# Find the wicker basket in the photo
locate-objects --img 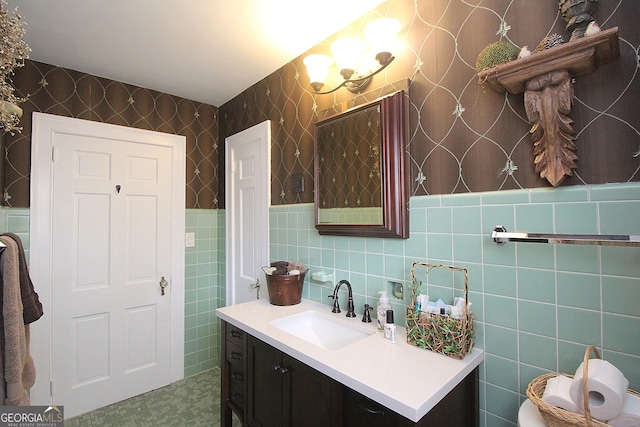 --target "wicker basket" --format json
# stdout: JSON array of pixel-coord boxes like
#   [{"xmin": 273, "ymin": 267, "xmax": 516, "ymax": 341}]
[
  {"xmin": 405, "ymin": 262, "xmax": 474, "ymax": 359},
  {"xmin": 527, "ymin": 345, "xmax": 640, "ymax": 427}
]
